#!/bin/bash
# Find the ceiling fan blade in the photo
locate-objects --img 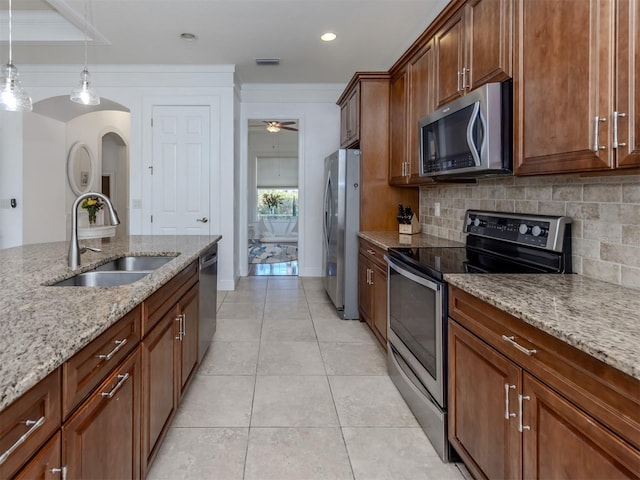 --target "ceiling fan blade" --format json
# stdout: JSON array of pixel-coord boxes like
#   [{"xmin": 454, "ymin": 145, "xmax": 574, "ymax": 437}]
[
  {"xmin": 279, "ymin": 121, "xmax": 297, "ymax": 126},
  {"xmin": 281, "ymin": 126, "xmax": 298, "ymax": 131}
]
